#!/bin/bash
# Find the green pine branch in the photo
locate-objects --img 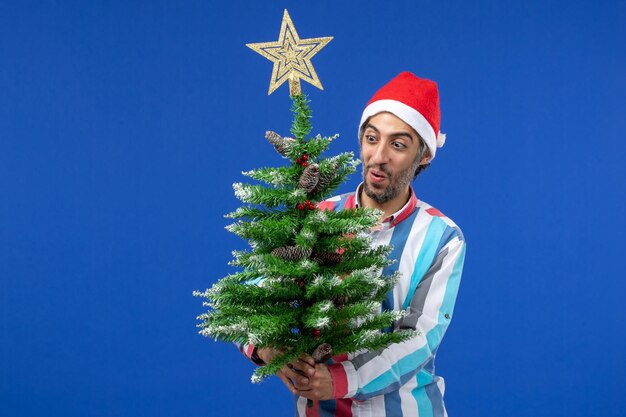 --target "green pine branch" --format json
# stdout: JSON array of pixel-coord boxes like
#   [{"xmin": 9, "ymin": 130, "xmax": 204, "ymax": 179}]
[
  {"xmin": 196, "ymin": 94, "xmax": 413, "ymax": 384},
  {"xmin": 290, "ymin": 94, "xmax": 312, "ymax": 141}
]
